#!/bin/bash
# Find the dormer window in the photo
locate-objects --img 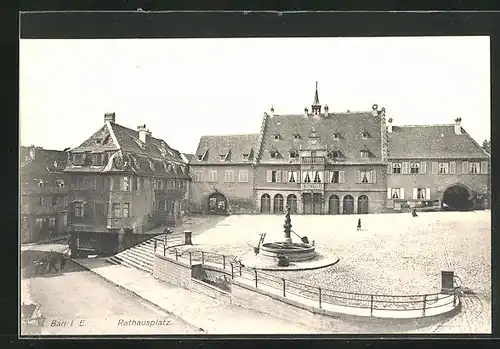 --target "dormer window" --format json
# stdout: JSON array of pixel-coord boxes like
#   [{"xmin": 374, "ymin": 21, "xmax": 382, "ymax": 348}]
[
  {"xmin": 73, "ymin": 154, "xmax": 84, "ymax": 166},
  {"xmin": 293, "ymin": 133, "xmax": 301, "ymax": 139},
  {"xmin": 95, "ymin": 139, "xmax": 102, "ymax": 145},
  {"xmin": 360, "ymin": 150, "xmax": 370, "ymax": 159},
  {"xmin": 197, "ymin": 155, "xmax": 203, "ymax": 161},
  {"xmin": 362, "ymin": 131, "xmax": 370, "ymax": 139},
  {"xmin": 328, "ymin": 150, "xmax": 343, "ymax": 159},
  {"xmin": 220, "ymin": 154, "xmax": 226, "ymax": 161},
  {"xmin": 289, "ymin": 150, "xmax": 299, "ymax": 158},
  {"xmin": 91, "ymin": 153, "xmax": 102, "ymax": 166},
  {"xmin": 242, "ymin": 154, "xmax": 249, "ymax": 161},
  {"xmin": 38, "ymin": 180, "xmax": 45, "ymax": 188},
  {"xmin": 274, "ymin": 134, "xmax": 282, "ymax": 140},
  {"xmin": 56, "ymin": 180, "xmax": 65, "ymax": 188},
  {"xmin": 270, "ymin": 150, "xmax": 280, "ymax": 159},
  {"xmin": 332, "ymin": 133, "xmax": 340, "ymax": 140}
]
